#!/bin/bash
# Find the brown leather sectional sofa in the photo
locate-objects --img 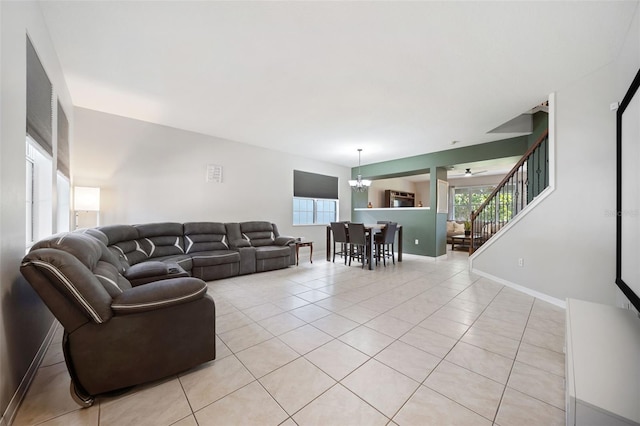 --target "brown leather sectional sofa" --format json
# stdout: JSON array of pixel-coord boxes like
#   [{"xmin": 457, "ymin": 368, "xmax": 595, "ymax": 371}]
[{"xmin": 20, "ymin": 221, "xmax": 295, "ymax": 406}]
